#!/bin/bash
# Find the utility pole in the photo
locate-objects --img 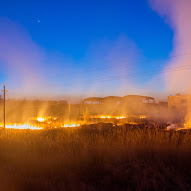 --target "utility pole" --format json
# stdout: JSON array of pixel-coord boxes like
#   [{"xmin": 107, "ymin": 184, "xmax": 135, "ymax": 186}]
[
  {"xmin": 69, "ymin": 100, "xmax": 71, "ymax": 122},
  {"xmin": 1, "ymin": 84, "xmax": 8, "ymax": 129}
]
